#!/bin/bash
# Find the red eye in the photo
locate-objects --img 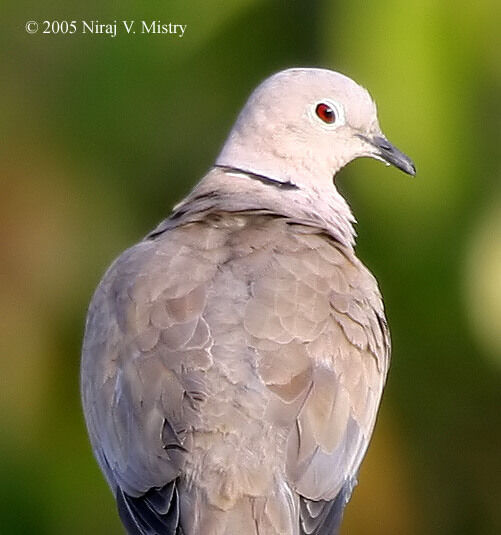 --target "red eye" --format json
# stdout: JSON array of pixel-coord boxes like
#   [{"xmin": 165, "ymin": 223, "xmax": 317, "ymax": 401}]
[{"xmin": 315, "ymin": 103, "xmax": 336, "ymax": 124}]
